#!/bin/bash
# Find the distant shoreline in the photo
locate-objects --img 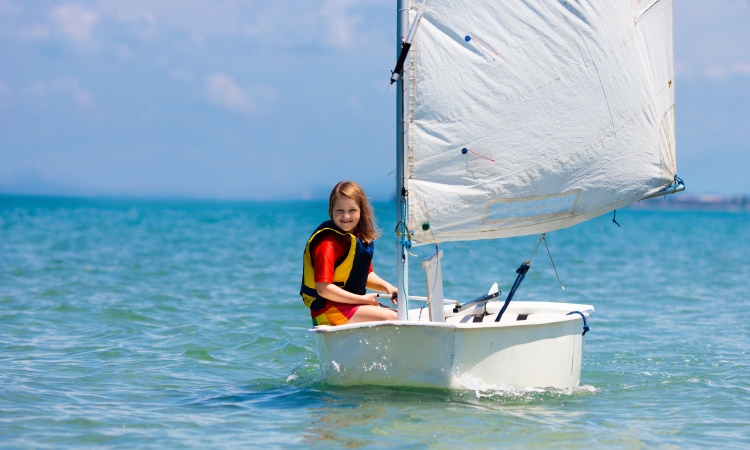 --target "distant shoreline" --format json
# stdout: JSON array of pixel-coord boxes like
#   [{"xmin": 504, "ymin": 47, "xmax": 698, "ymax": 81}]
[
  {"xmin": 631, "ymin": 194, "xmax": 750, "ymax": 211},
  {"xmin": 2, "ymin": 191, "xmax": 749, "ymax": 211}
]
